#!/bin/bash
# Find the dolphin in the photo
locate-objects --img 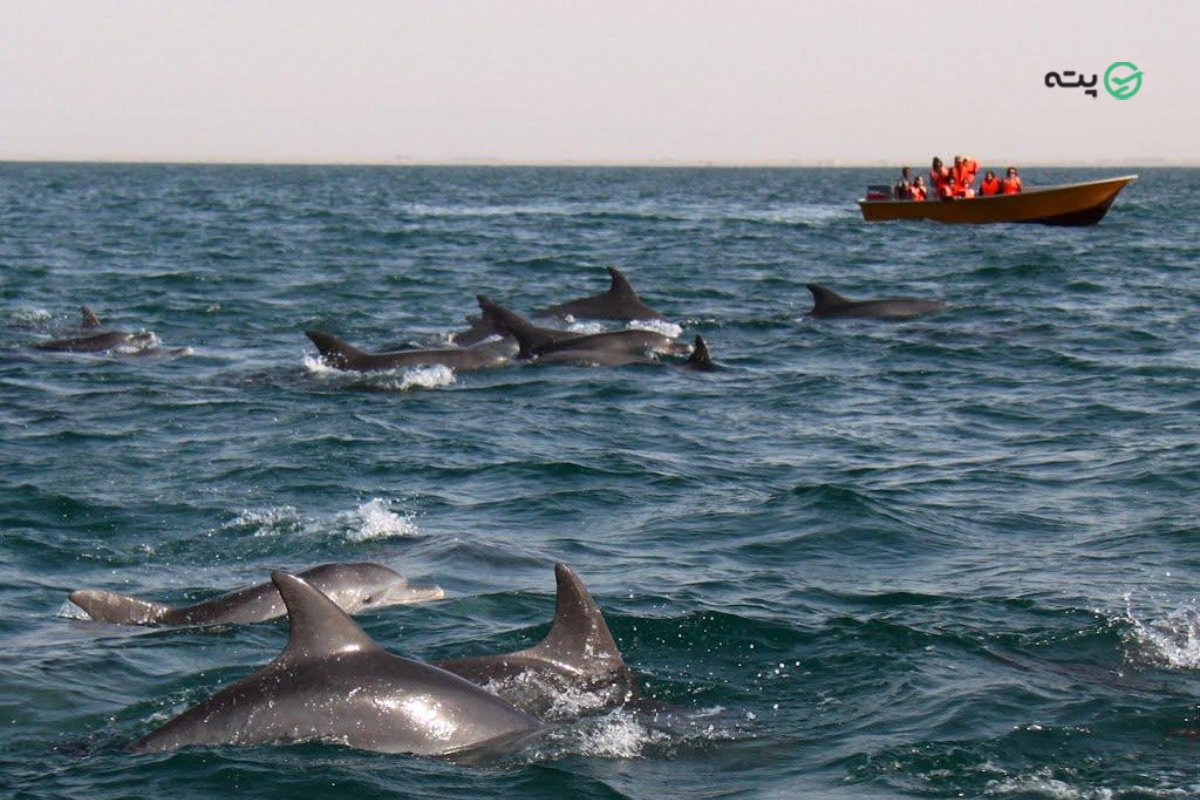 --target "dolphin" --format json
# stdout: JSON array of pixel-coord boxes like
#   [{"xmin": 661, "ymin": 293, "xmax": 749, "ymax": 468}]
[
  {"xmin": 131, "ymin": 570, "xmax": 540, "ymax": 756},
  {"xmin": 520, "ymin": 335, "xmax": 716, "ymax": 371},
  {"xmin": 536, "ymin": 267, "xmax": 666, "ymax": 322},
  {"xmin": 305, "ymin": 330, "xmax": 514, "ymax": 372},
  {"xmin": 477, "ymin": 295, "xmax": 690, "ymax": 362},
  {"xmin": 68, "ymin": 562, "xmax": 444, "ymax": 627},
  {"xmin": 29, "ymin": 306, "xmax": 191, "ymax": 355},
  {"xmin": 29, "ymin": 306, "xmax": 157, "ymax": 353},
  {"xmin": 805, "ymin": 283, "xmax": 946, "ymax": 320},
  {"xmin": 434, "ymin": 564, "xmax": 636, "ymax": 717}
]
